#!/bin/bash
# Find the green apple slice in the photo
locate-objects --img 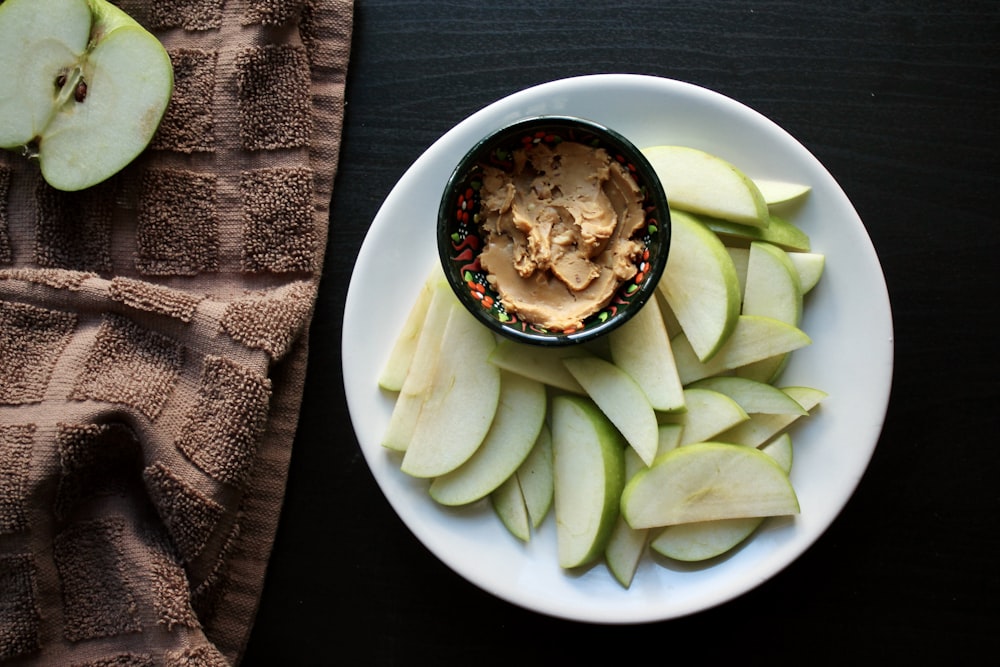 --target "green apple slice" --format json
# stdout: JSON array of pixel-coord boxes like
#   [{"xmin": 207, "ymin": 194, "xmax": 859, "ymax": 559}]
[
  {"xmin": 788, "ymin": 252, "xmax": 826, "ymax": 294},
  {"xmin": 552, "ymin": 395, "xmax": 626, "ymax": 569},
  {"xmin": 658, "ymin": 387, "xmax": 749, "ymax": 446},
  {"xmin": 672, "ymin": 315, "xmax": 812, "ymax": 385},
  {"xmin": 429, "ymin": 371, "xmax": 546, "ymax": 505},
  {"xmin": 381, "ymin": 281, "xmax": 455, "ymax": 451},
  {"xmin": 608, "ymin": 296, "xmax": 685, "ymax": 413},
  {"xmin": 642, "ymin": 145, "xmax": 770, "ymax": 227},
  {"xmin": 688, "ymin": 376, "xmax": 808, "ymax": 416},
  {"xmin": 753, "ymin": 179, "xmax": 812, "ymax": 206},
  {"xmin": 719, "ymin": 386, "xmax": 827, "ymax": 447},
  {"xmin": 726, "ymin": 246, "xmax": 750, "ymax": 298},
  {"xmin": 760, "ymin": 432, "xmax": 794, "ymax": 474},
  {"xmin": 647, "ymin": 429, "xmax": 795, "ymax": 562},
  {"xmin": 650, "ymin": 517, "xmax": 763, "ymax": 562},
  {"xmin": 621, "ymin": 442, "xmax": 799, "ymax": 529},
  {"xmin": 378, "ymin": 270, "xmax": 441, "ymax": 391},
  {"xmin": 0, "ymin": 0, "xmax": 173, "ymax": 191},
  {"xmin": 488, "ymin": 339, "xmax": 587, "ymax": 394},
  {"xmin": 737, "ymin": 241, "xmax": 803, "ymax": 383},
  {"xmin": 657, "ymin": 210, "xmax": 741, "ymax": 362},
  {"xmin": 702, "ymin": 213, "xmax": 812, "ymax": 252},
  {"xmin": 743, "ymin": 241, "xmax": 802, "ymax": 325},
  {"xmin": 400, "ymin": 303, "xmax": 501, "ymax": 478},
  {"xmin": 605, "ymin": 448, "xmax": 651, "ymax": 588},
  {"xmin": 563, "ymin": 356, "xmax": 659, "ymax": 466},
  {"xmin": 516, "ymin": 424, "xmax": 554, "ymax": 528},
  {"xmin": 657, "ymin": 422, "xmax": 683, "ymax": 457},
  {"xmin": 491, "ymin": 475, "xmax": 531, "ymax": 542}
]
